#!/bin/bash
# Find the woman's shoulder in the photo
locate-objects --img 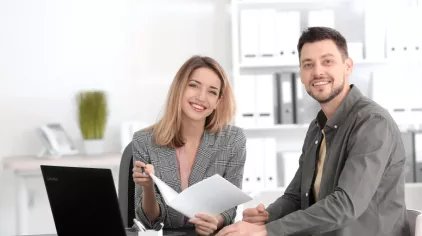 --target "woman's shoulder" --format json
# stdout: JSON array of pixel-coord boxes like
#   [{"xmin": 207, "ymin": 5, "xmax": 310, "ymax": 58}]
[
  {"xmin": 132, "ymin": 128, "xmax": 154, "ymax": 146},
  {"xmin": 214, "ymin": 125, "xmax": 246, "ymax": 146}
]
